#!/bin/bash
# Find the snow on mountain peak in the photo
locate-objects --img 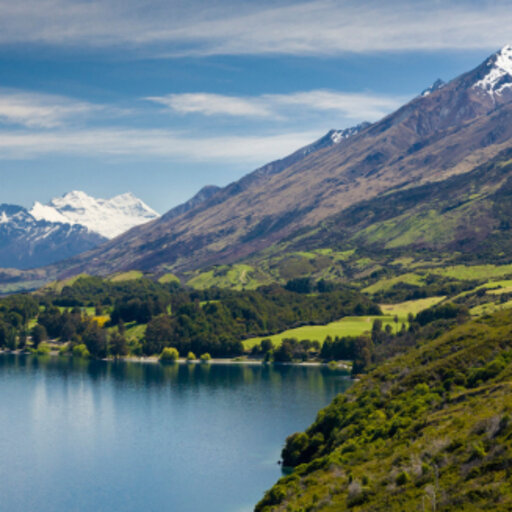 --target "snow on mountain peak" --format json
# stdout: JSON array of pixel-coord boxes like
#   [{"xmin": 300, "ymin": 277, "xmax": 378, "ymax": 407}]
[
  {"xmin": 329, "ymin": 122, "xmax": 371, "ymax": 145},
  {"xmin": 474, "ymin": 45, "xmax": 512, "ymax": 95},
  {"xmin": 420, "ymin": 78, "xmax": 445, "ymax": 97},
  {"xmin": 29, "ymin": 191, "xmax": 159, "ymax": 239}
]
